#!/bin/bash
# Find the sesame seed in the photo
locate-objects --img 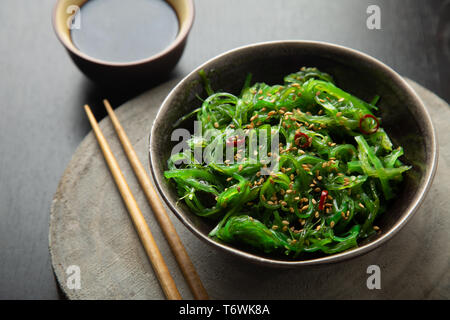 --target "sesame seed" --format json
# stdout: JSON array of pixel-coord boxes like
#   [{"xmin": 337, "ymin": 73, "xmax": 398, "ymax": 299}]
[
  {"xmin": 214, "ymin": 122, "xmax": 219, "ymax": 128},
  {"xmin": 272, "ymin": 225, "xmax": 279, "ymax": 230},
  {"xmin": 359, "ymin": 202, "xmax": 365, "ymax": 208},
  {"xmin": 330, "ymin": 221, "xmax": 335, "ymax": 228},
  {"xmin": 267, "ymin": 201, "xmax": 274, "ymax": 205},
  {"xmin": 373, "ymin": 226, "xmax": 380, "ymax": 231},
  {"xmin": 316, "ymin": 225, "xmax": 321, "ymax": 231},
  {"xmin": 336, "ymin": 112, "xmax": 342, "ymax": 117},
  {"xmin": 282, "ymin": 220, "xmax": 289, "ymax": 225},
  {"xmin": 226, "ymin": 177, "xmax": 232, "ymax": 181}
]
